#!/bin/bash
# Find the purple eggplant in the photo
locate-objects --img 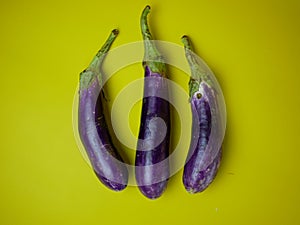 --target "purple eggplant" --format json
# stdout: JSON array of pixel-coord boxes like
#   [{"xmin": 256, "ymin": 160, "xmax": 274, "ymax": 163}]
[
  {"xmin": 135, "ymin": 5, "xmax": 170, "ymax": 199},
  {"xmin": 78, "ymin": 29, "xmax": 128, "ymax": 191},
  {"xmin": 181, "ymin": 35, "xmax": 224, "ymax": 193}
]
